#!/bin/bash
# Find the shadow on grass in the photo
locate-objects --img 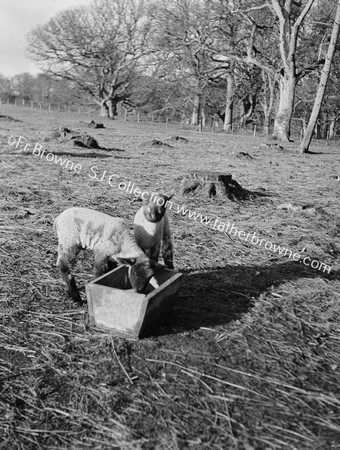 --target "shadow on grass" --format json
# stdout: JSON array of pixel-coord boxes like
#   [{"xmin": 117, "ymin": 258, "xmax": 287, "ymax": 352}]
[
  {"xmin": 145, "ymin": 260, "xmax": 333, "ymax": 338},
  {"xmin": 3, "ymin": 150, "xmax": 131, "ymax": 159},
  {"xmin": 54, "ymin": 150, "xmax": 131, "ymax": 159},
  {"xmin": 100, "ymin": 147, "xmax": 125, "ymax": 152},
  {"xmin": 304, "ymin": 150, "xmax": 336, "ymax": 155}
]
